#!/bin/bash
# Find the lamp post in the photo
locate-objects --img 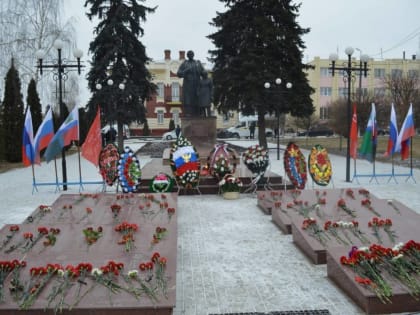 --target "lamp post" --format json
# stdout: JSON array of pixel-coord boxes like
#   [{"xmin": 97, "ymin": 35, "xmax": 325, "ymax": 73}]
[
  {"xmin": 264, "ymin": 78, "xmax": 292, "ymax": 160},
  {"xmin": 96, "ymin": 79, "xmax": 125, "ymax": 147},
  {"xmin": 36, "ymin": 39, "xmax": 84, "ymax": 191},
  {"xmin": 329, "ymin": 47, "xmax": 369, "ymax": 182}
]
